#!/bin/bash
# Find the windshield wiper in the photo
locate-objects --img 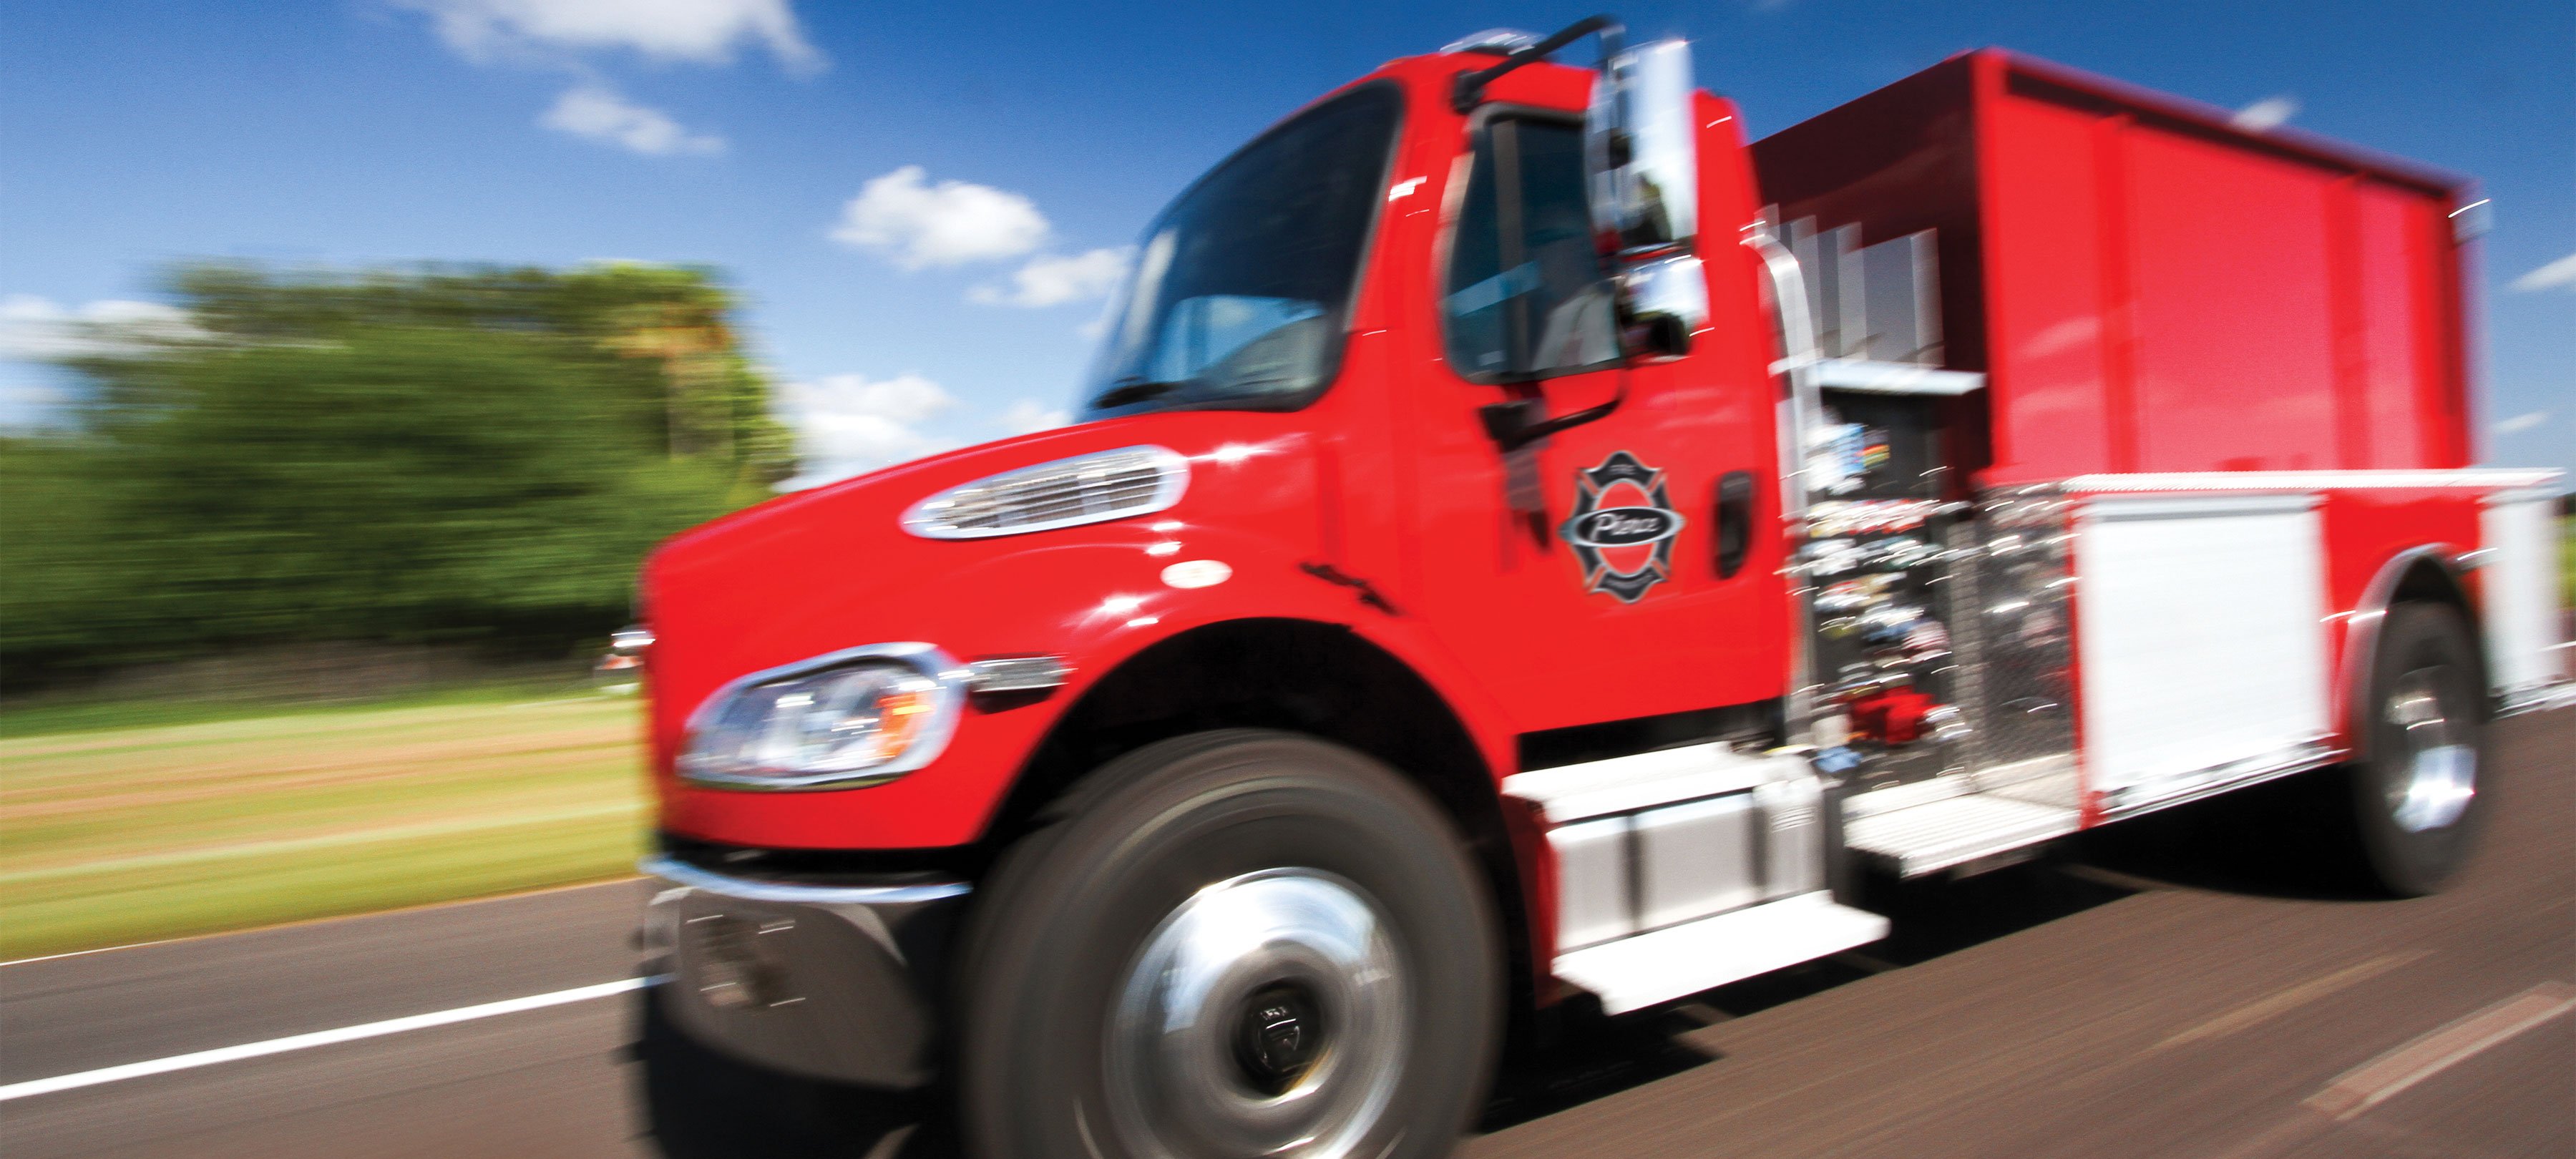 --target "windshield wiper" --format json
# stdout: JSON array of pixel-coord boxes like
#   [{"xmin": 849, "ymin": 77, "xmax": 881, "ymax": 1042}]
[{"xmin": 1088, "ymin": 377, "xmax": 1188, "ymax": 410}]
